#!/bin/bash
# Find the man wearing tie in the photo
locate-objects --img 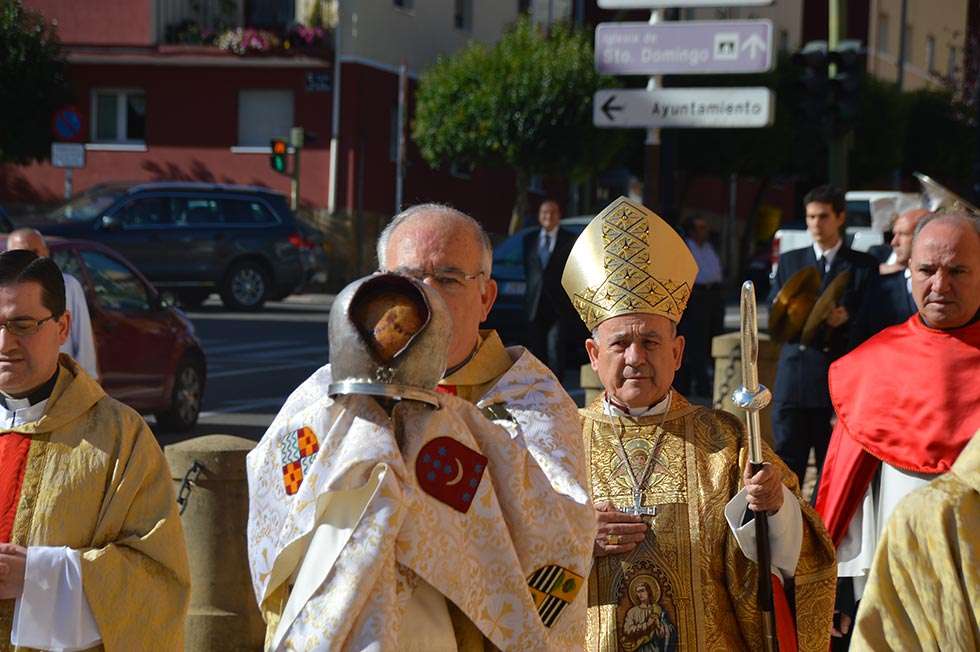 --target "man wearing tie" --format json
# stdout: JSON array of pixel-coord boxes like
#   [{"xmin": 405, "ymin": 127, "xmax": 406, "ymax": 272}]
[
  {"xmin": 523, "ymin": 199, "xmax": 578, "ymax": 378},
  {"xmin": 768, "ymin": 185, "xmax": 878, "ymax": 487}
]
